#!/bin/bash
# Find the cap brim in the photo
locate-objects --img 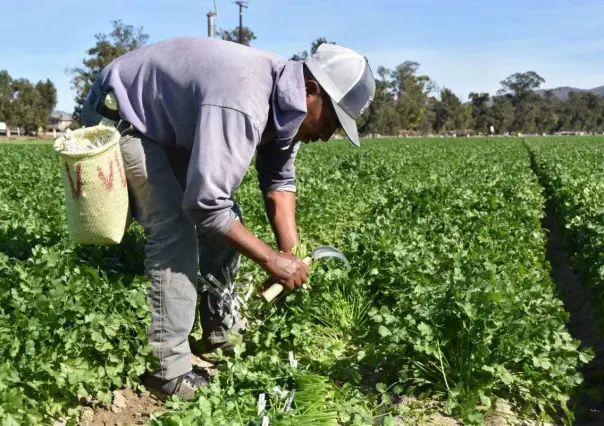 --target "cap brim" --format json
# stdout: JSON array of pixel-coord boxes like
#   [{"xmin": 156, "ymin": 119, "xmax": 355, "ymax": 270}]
[{"xmin": 332, "ymin": 100, "xmax": 360, "ymax": 147}]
